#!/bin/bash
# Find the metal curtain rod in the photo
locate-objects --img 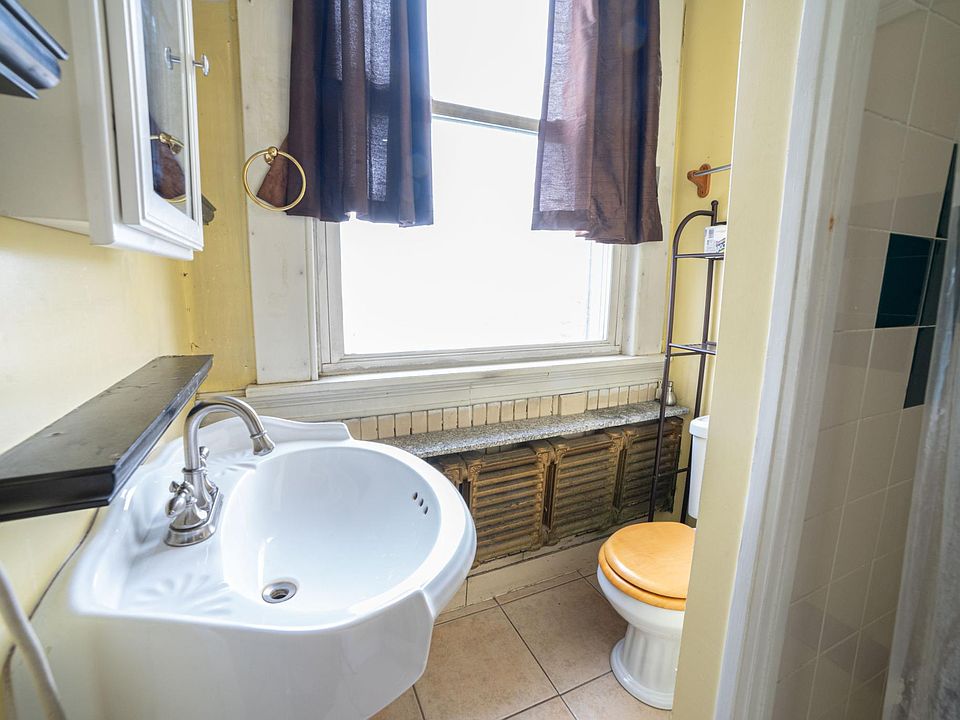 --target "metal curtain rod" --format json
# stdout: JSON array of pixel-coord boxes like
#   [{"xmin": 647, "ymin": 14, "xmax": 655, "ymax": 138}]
[
  {"xmin": 686, "ymin": 162, "xmax": 732, "ymax": 198},
  {"xmin": 691, "ymin": 163, "xmax": 731, "ymax": 177}
]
